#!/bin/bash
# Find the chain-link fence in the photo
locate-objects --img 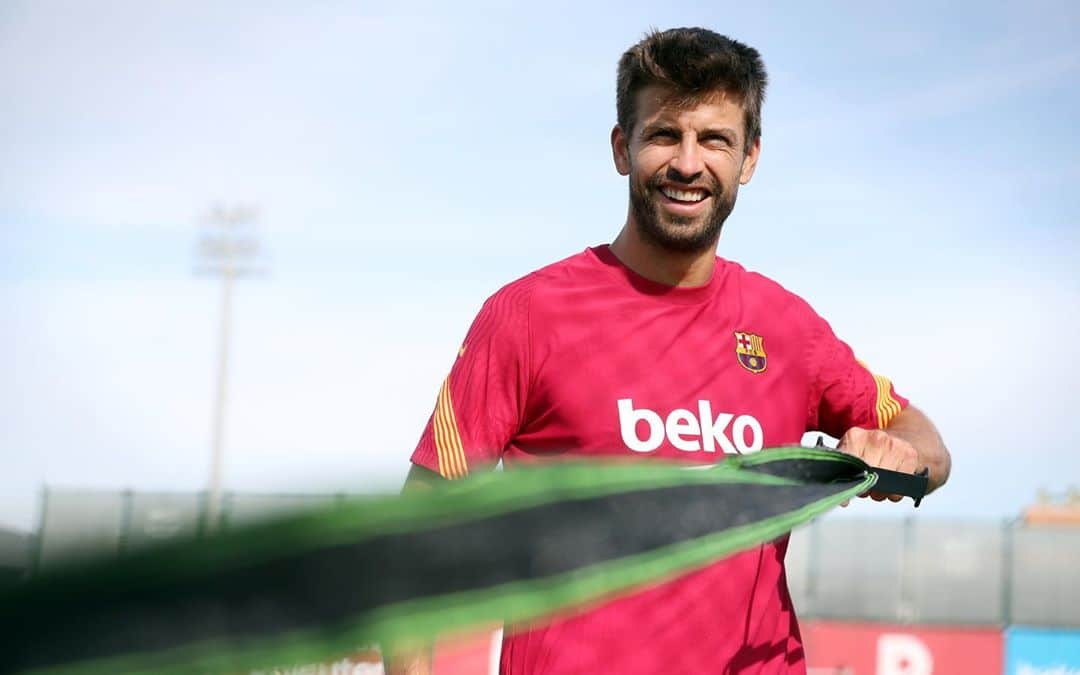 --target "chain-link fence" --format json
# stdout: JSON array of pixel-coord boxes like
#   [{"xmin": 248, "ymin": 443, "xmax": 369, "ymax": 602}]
[
  {"xmin": 33, "ymin": 488, "xmax": 343, "ymax": 568},
  {"xmin": 27, "ymin": 488, "xmax": 1080, "ymax": 628},
  {"xmin": 786, "ymin": 517, "xmax": 1080, "ymax": 627}
]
